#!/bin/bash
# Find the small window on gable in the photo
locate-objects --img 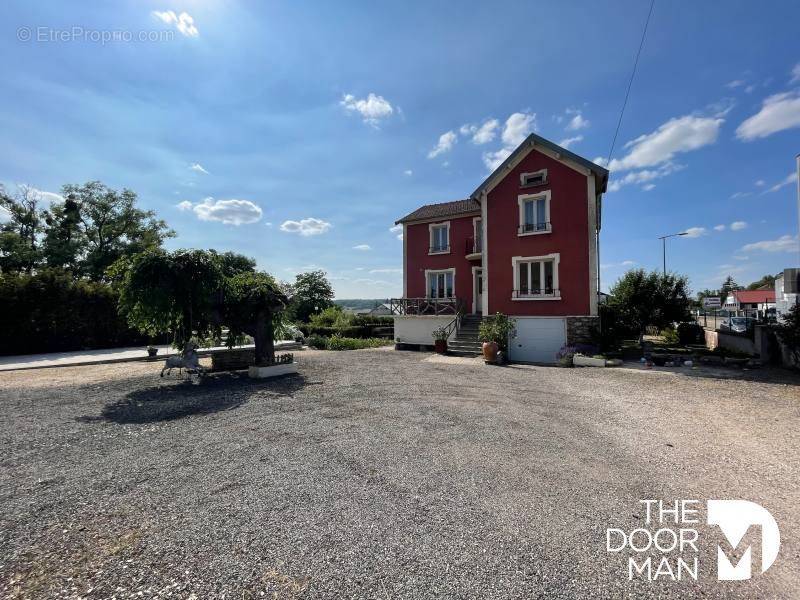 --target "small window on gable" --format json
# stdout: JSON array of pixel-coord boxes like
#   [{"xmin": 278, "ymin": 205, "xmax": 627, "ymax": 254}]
[{"xmin": 520, "ymin": 169, "xmax": 548, "ymax": 188}]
